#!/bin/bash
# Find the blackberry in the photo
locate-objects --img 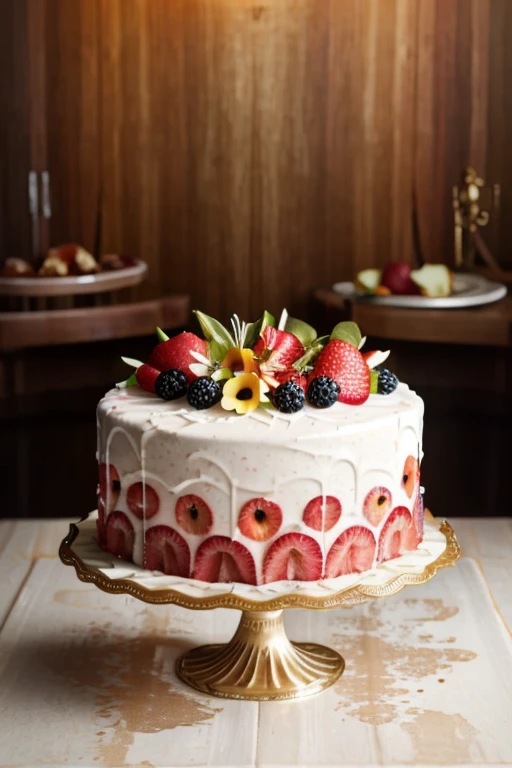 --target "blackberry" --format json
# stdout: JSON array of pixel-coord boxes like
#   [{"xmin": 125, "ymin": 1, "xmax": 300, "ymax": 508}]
[
  {"xmin": 155, "ymin": 369, "xmax": 187, "ymax": 401},
  {"xmin": 307, "ymin": 376, "xmax": 340, "ymax": 408},
  {"xmin": 273, "ymin": 382, "xmax": 305, "ymax": 414},
  {"xmin": 378, "ymin": 368, "xmax": 399, "ymax": 395},
  {"xmin": 187, "ymin": 376, "xmax": 222, "ymax": 410}
]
